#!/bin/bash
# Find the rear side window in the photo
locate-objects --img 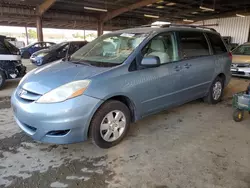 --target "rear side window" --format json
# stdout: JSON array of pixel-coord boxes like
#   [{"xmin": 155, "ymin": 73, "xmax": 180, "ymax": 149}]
[
  {"xmin": 178, "ymin": 31, "xmax": 210, "ymax": 59},
  {"xmin": 207, "ymin": 33, "xmax": 227, "ymax": 55}
]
